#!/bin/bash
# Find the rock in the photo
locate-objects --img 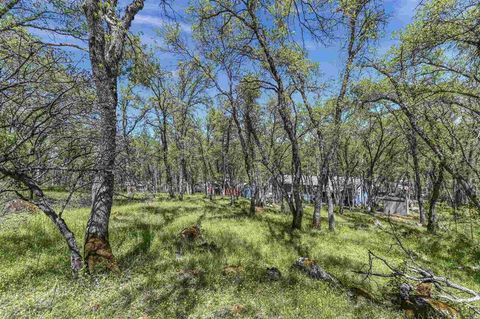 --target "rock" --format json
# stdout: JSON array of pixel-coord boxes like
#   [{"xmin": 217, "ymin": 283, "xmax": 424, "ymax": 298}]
[
  {"xmin": 265, "ymin": 267, "xmax": 282, "ymax": 281},
  {"xmin": 3, "ymin": 199, "xmax": 39, "ymax": 215},
  {"xmin": 293, "ymin": 257, "xmax": 339, "ymax": 285}
]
